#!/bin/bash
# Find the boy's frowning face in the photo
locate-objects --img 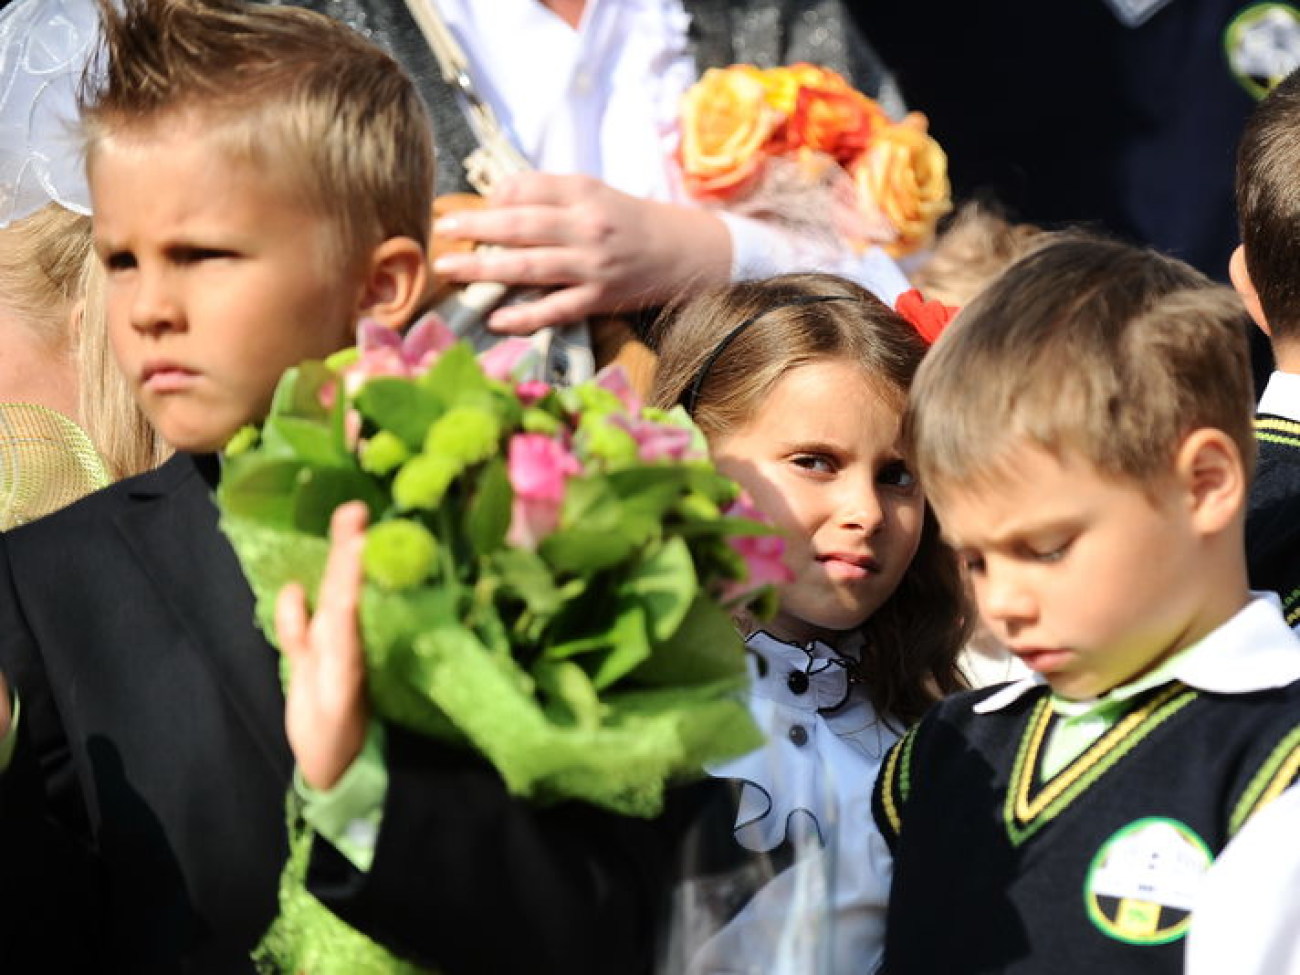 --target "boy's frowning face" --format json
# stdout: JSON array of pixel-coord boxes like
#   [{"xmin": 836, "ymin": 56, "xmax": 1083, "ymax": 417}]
[
  {"xmin": 90, "ymin": 125, "xmax": 360, "ymax": 453},
  {"xmin": 935, "ymin": 444, "xmax": 1207, "ymax": 700}
]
